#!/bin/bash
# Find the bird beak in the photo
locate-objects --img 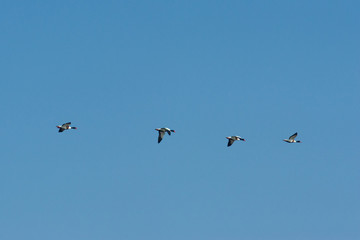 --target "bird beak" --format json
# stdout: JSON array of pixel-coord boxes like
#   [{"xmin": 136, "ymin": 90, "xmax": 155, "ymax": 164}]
[{"xmin": 56, "ymin": 126, "xmax": 60, "ymax": 128}]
